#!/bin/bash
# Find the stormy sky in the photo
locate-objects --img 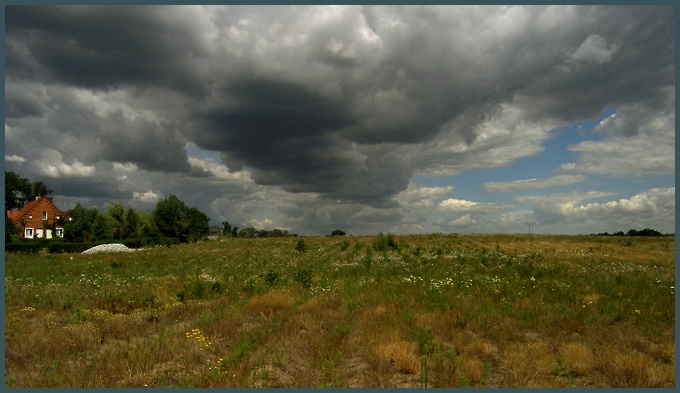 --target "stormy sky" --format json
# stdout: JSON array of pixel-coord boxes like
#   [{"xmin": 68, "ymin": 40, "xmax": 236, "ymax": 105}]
[{"xmin": 4, "ymin": 5, "xmax": 675, "ymax": 235}]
